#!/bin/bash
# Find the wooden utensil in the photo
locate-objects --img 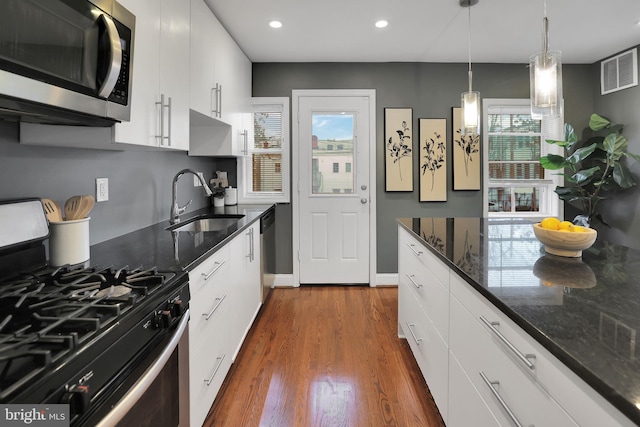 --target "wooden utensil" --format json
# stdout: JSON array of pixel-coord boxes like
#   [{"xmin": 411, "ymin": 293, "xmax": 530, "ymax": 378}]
[
  {"xmin": 76, "ymin": 195, "xmax": 95, "ymax": 219},
  {"xmin": 64, "ymin": 195, "xmax": 94, "ymax": 220},
  {"xmin": 42, "ymin": 198, "xmax": 63, "ymax": 222}
]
